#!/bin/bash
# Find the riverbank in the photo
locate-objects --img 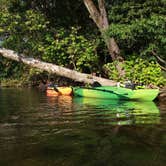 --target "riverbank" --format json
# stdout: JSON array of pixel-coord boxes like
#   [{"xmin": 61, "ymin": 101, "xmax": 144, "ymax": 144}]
[
  {"xmin": 0, "ymin": 76, "xmax": 79, "ymax": 88},
  {"xmin": 0, "ymin": 78, "xmax": 30, "ymax": 87}
]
